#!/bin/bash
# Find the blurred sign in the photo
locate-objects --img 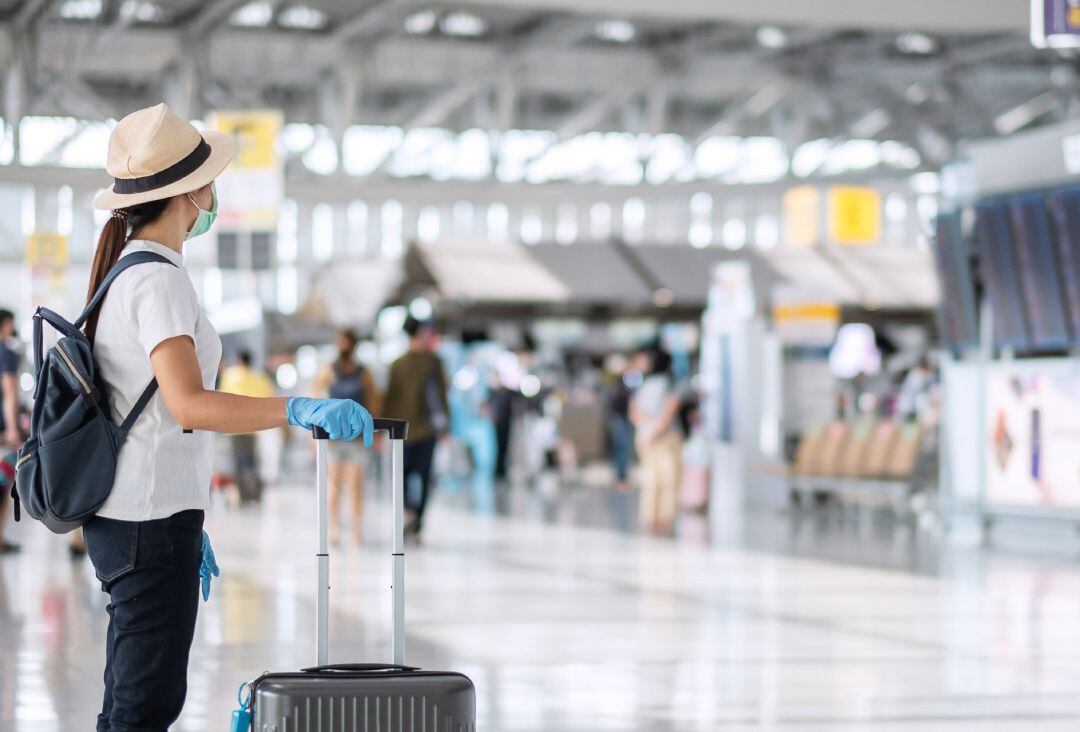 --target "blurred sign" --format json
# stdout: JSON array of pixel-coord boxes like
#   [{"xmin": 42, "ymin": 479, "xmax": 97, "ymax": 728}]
[
  {"xmin": 208, "ymin": 110, "xmax": 284, "ymax": 233},
  {"xmin": 772, "ymin": 301, "xmax": 840, "ymax": 345},
  {"xmin": 985, "ymin": 365, "xmax": 1080, "ymax": 509},
  {"xmin": 828, "ymin": 186, "xmax": 881, "ymax": 245},
  {"xmin": 782, "ymin": 186, "xmax": 820, "ymax": 247},
  {"xmin": 1032, "ymin": 0, "xmax": 1080, "ymax": 49},
  {"xmin": 26, "ymin": 231, "xmax": 68, "ymax": 269}
]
